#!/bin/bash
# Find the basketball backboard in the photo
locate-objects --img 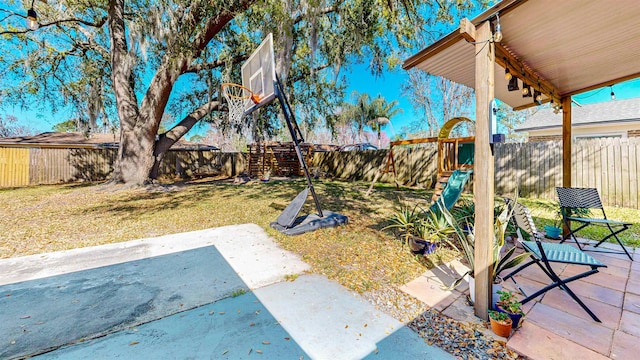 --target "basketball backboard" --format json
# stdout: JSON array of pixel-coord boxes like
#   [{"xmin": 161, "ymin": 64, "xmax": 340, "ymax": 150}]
[{"xmin": 241, "ymin": 33, "xmax": 276, "ymax": 115}]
